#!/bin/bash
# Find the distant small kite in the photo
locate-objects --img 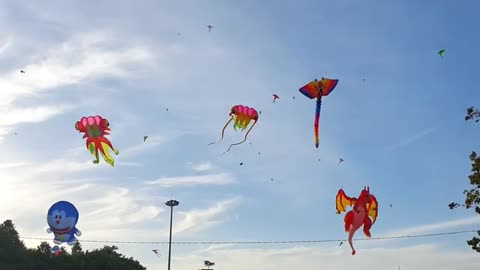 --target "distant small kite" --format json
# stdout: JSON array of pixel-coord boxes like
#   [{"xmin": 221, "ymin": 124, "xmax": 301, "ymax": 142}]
[
  {"xmin": 438, "ymin": 49, "xmax": 446, "ymax": 58},
  {"xmin": 20, "ymin": 70, "xmax": 25, "ymax": 74},
  {"xmin": 207, "ymin": 25, "xmax": 214, "ymax": 32},
  {"xmin": 152, "ymin": 249, "xmax": 160, "ymax": 257},
  {"xmin": 144, "ymin": 136, "xmax": 148, "ymax": 142},
  {"xmin": 338, "ymin": 158, "xmax": 344, "ymax": 165},
  {"xmin": 51, "ymin": 245, "xmax": 61, "ymax": 255},
  {"xmin": 272, "ymin": 94, "xmax": 279, "ymax": 102}
]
